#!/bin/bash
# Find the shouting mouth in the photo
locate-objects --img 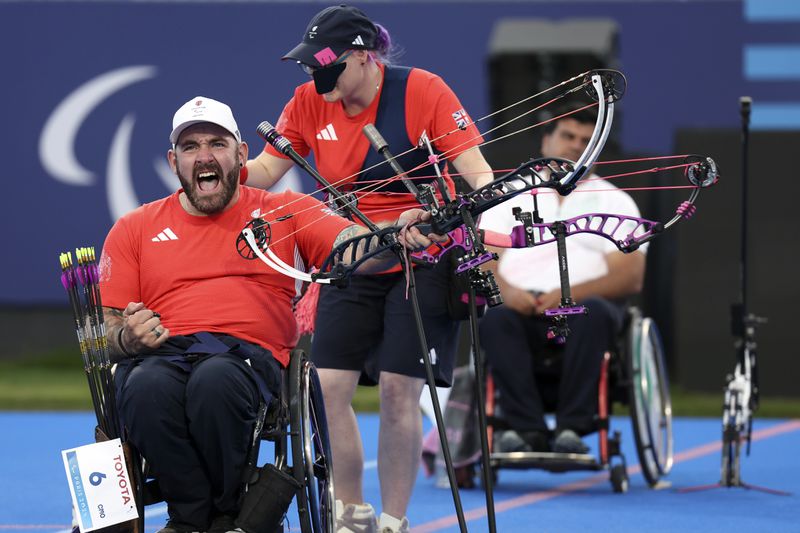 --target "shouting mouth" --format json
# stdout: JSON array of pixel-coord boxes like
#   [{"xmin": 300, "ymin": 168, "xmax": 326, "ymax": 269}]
[{"xmin": 196, "ymin": 170, "xmax": 221, "ymax": 193}]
